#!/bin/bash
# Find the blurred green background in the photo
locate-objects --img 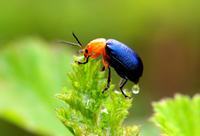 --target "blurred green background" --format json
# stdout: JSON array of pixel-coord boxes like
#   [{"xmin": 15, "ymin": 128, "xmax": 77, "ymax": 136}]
[{"xmin": 0, "ymin": 0, "xmax": 199, "ymax": 135}]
